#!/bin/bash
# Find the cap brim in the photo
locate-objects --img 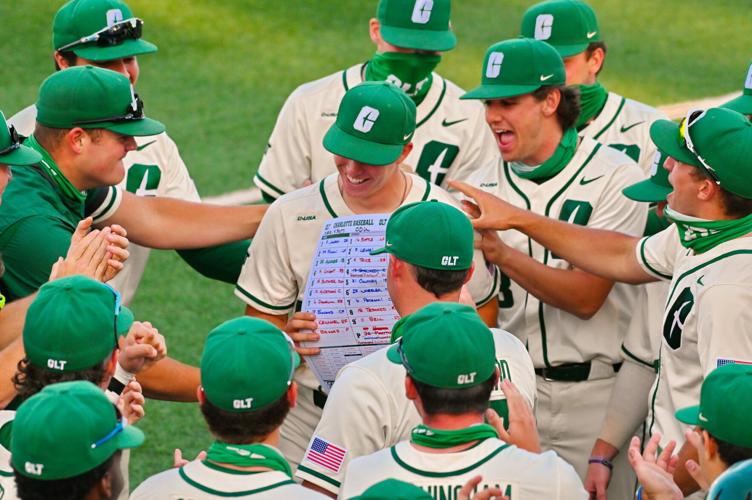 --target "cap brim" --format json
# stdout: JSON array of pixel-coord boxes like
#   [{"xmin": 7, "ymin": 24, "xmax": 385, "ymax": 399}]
[
  {"xmin": 72, "ymin": 39, "xmax": 158, "ymax": 62},
  {"xmin": 323, "ymin": 125, "xmax": 404, "ymax": 166},
  {"xmin": 675, "ymin": 405, "xmax": 701, "ymax": 425},
  {"xmin": 370, "ymin": 246, "xmax": 390, "ymax": 256},
  {"xmin": 721, "ymin": 94, "xmax": 752, "ymax": 116},
  {"xmin": 649, "ymin": 120, "xmax": 702, "ymax": 167},
  {"xmin": 461, "ymin": 83, "xmax": 543, "ymax": 100},
  {"xmin": 379, "ymin": 25, "xmax": 456, "ymax": 52},
  {"xmin": 102, "ymin": 117, "xmax": 165, "ymax": 137},
  {"xmin": 1, "ymin": 145, "xmax": 42, "ymax": 166},
  {"xmin": 386, "ymin": 343, "xmax": 402, "ymax": 364},
  {"xmin": 114, "ymin": 424, "xmax": 145, "ymax": 449},
  {"xmin": 117, "ymin": 306, "xmax": 135, "ymax": 336},
  {"xmin": 551, "ymin": 42, "xmax": 591, "ymax": 58},
  {"xmin": 622, "ymin": 179, "xmax": 672, "ymax": 203}
]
